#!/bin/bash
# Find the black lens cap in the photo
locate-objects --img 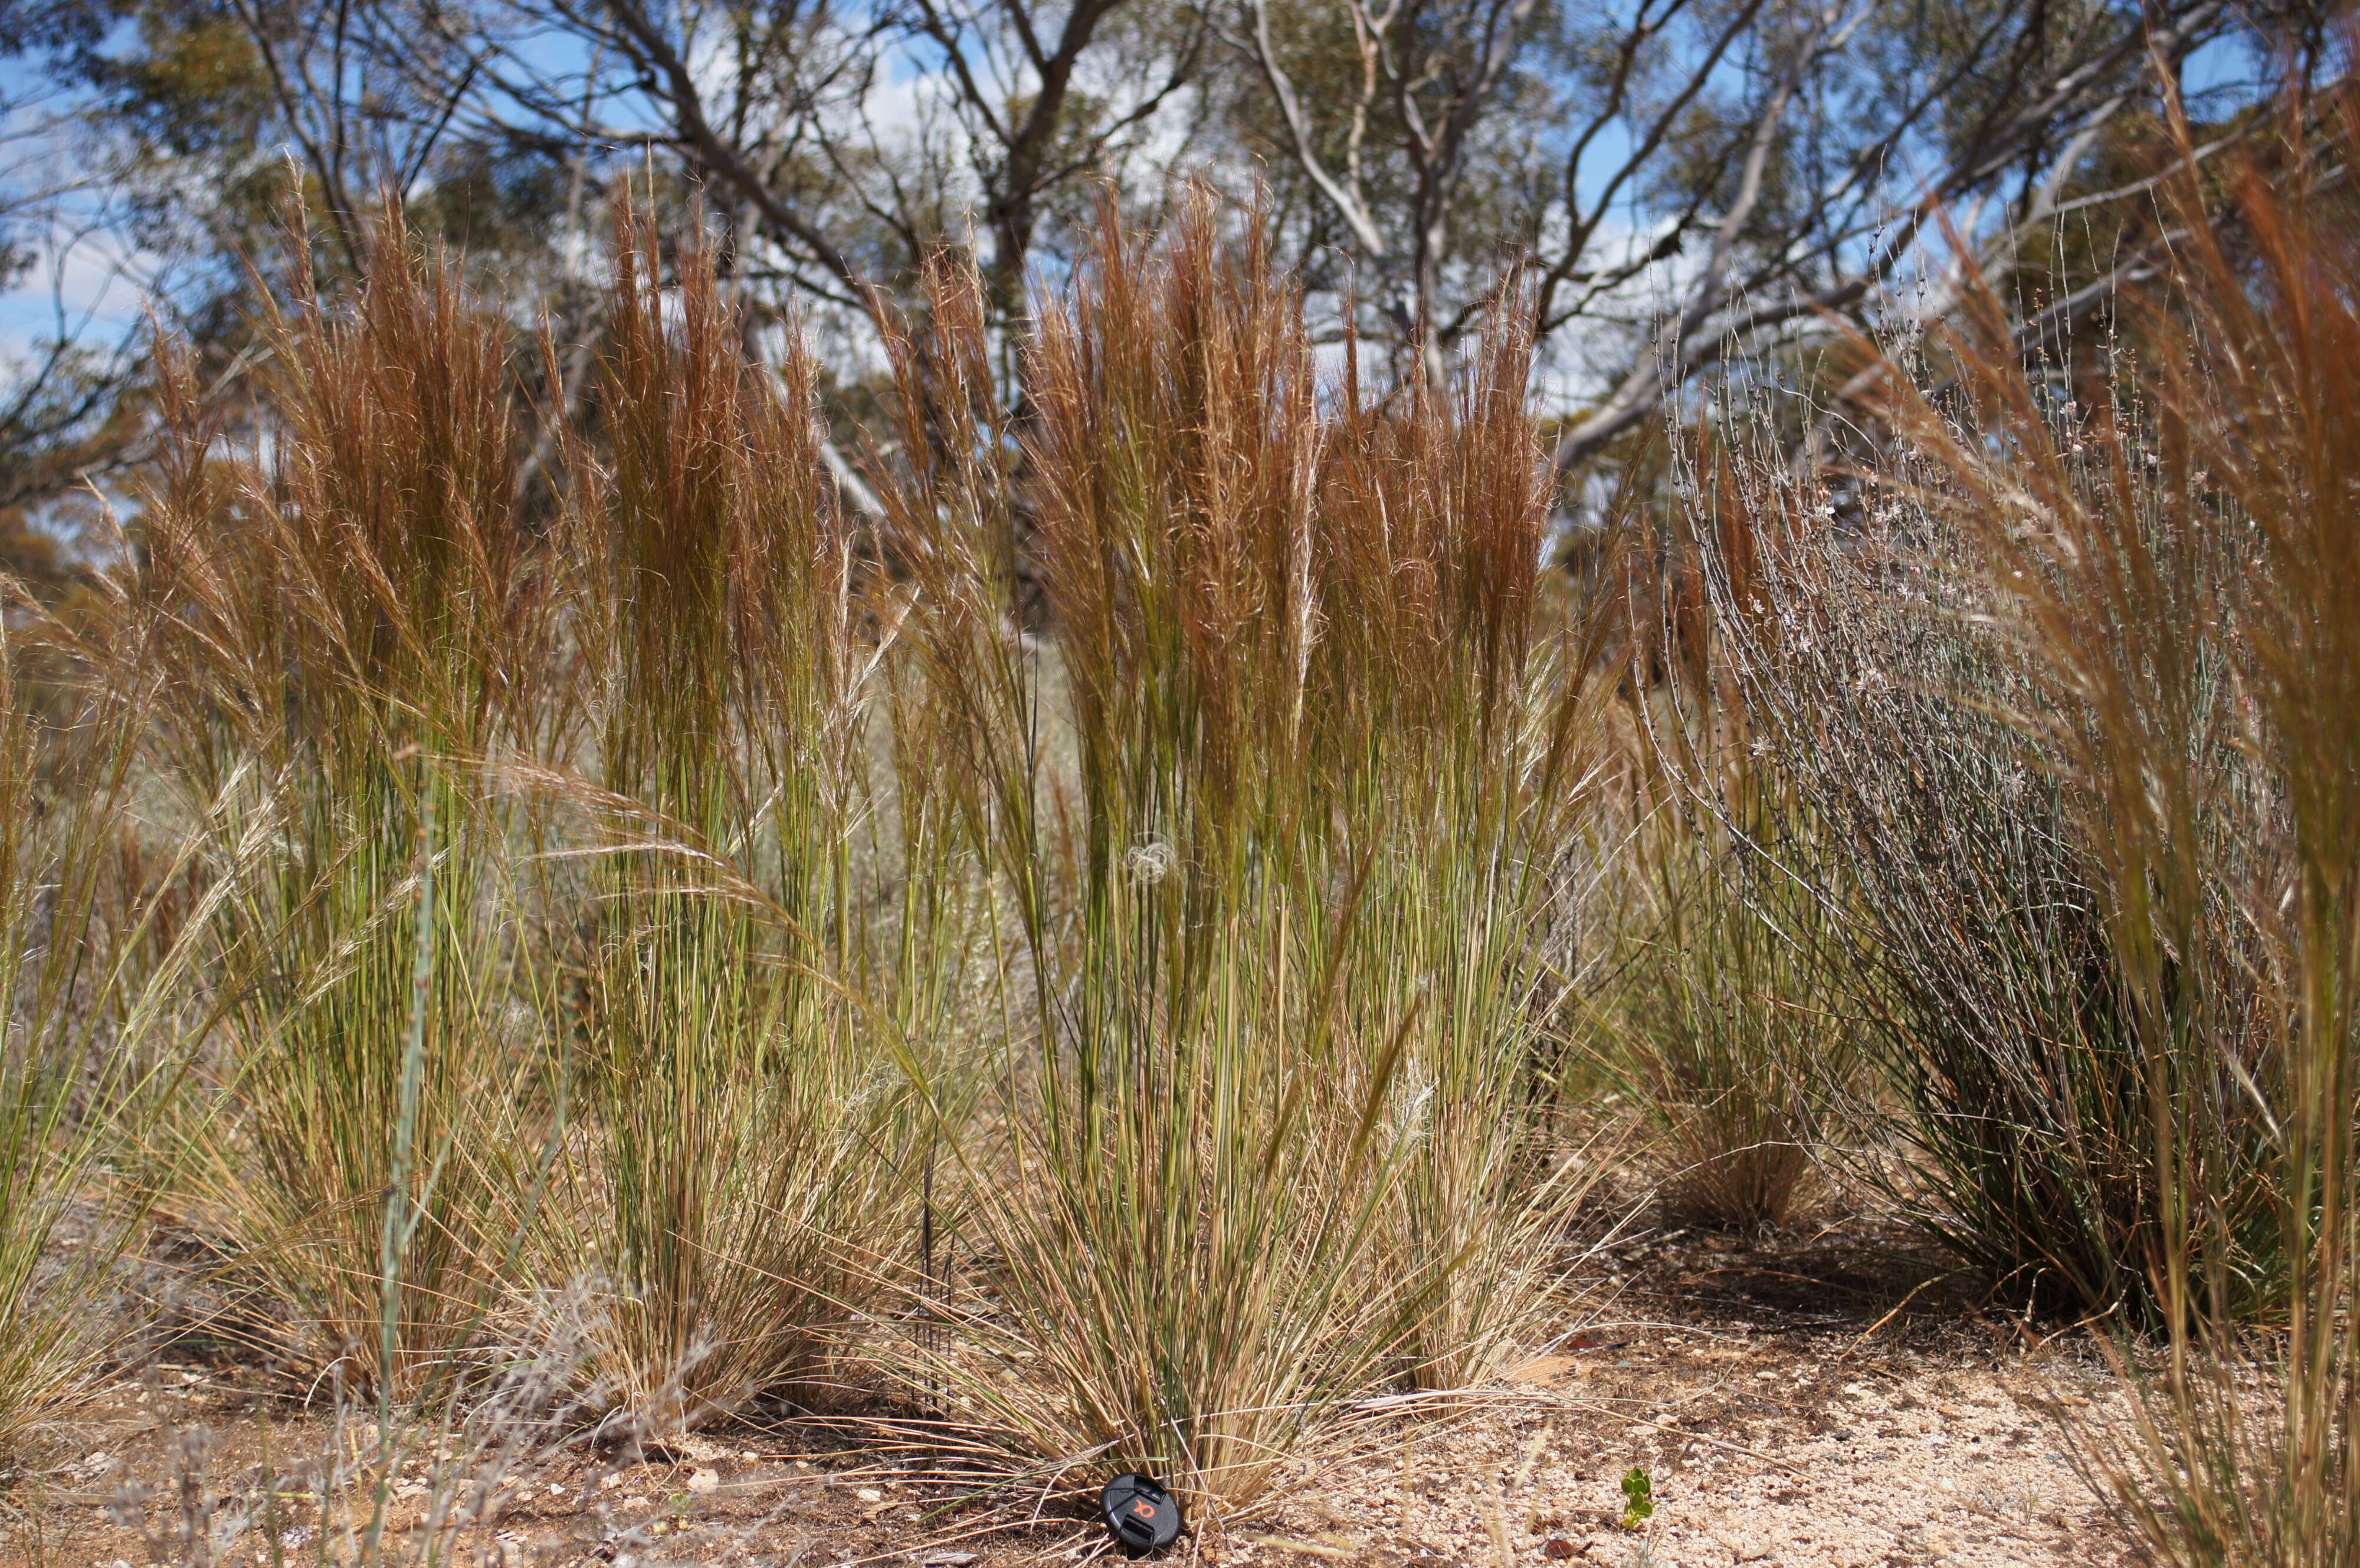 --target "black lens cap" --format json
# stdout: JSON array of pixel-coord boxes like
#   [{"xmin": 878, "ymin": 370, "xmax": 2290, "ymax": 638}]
[{"xmin": 1100, "ymin": 1472, "xmax": 1184, "ymax": 1557}]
